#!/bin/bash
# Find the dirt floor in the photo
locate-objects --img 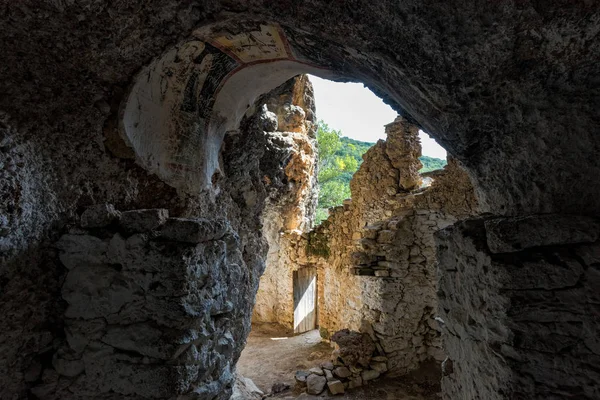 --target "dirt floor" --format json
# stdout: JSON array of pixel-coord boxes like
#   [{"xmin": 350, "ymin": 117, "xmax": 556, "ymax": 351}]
[{"xmin": 237, "ymin": 323, "xmax": 440, "ymax": 400}]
